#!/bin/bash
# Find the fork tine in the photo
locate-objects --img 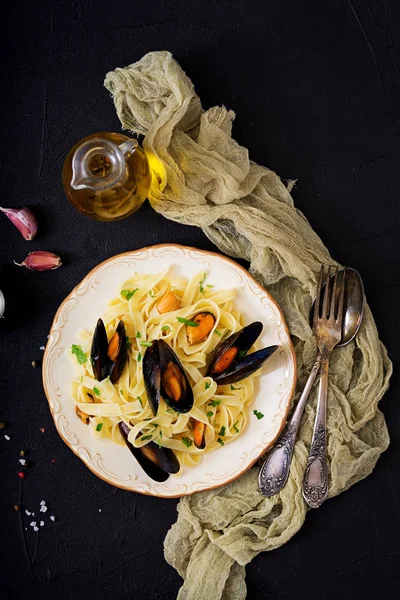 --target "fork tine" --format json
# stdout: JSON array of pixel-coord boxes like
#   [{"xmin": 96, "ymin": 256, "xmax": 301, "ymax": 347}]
[
  {"xmin": 336, "ymin": 268, "xmax": 346, "ymax": 324},
  {"xmin": 330, "ymin": 267, "xmax": 339, "ymax": 319},
  {"xmin": 321, "ymin": 265, "xmax": 331, "ymax": 318},
  {"xmin": 313, "ymin": 266, "xmax": 324, "ymax": 327}
]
